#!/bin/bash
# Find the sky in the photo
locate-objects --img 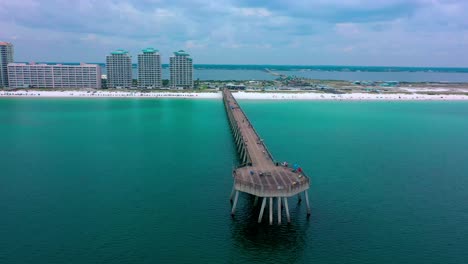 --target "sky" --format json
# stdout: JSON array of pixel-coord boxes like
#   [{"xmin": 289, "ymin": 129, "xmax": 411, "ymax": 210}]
[{"xmin": 0, "ymin": 0, "xmax": 467, "ymax": 66}]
